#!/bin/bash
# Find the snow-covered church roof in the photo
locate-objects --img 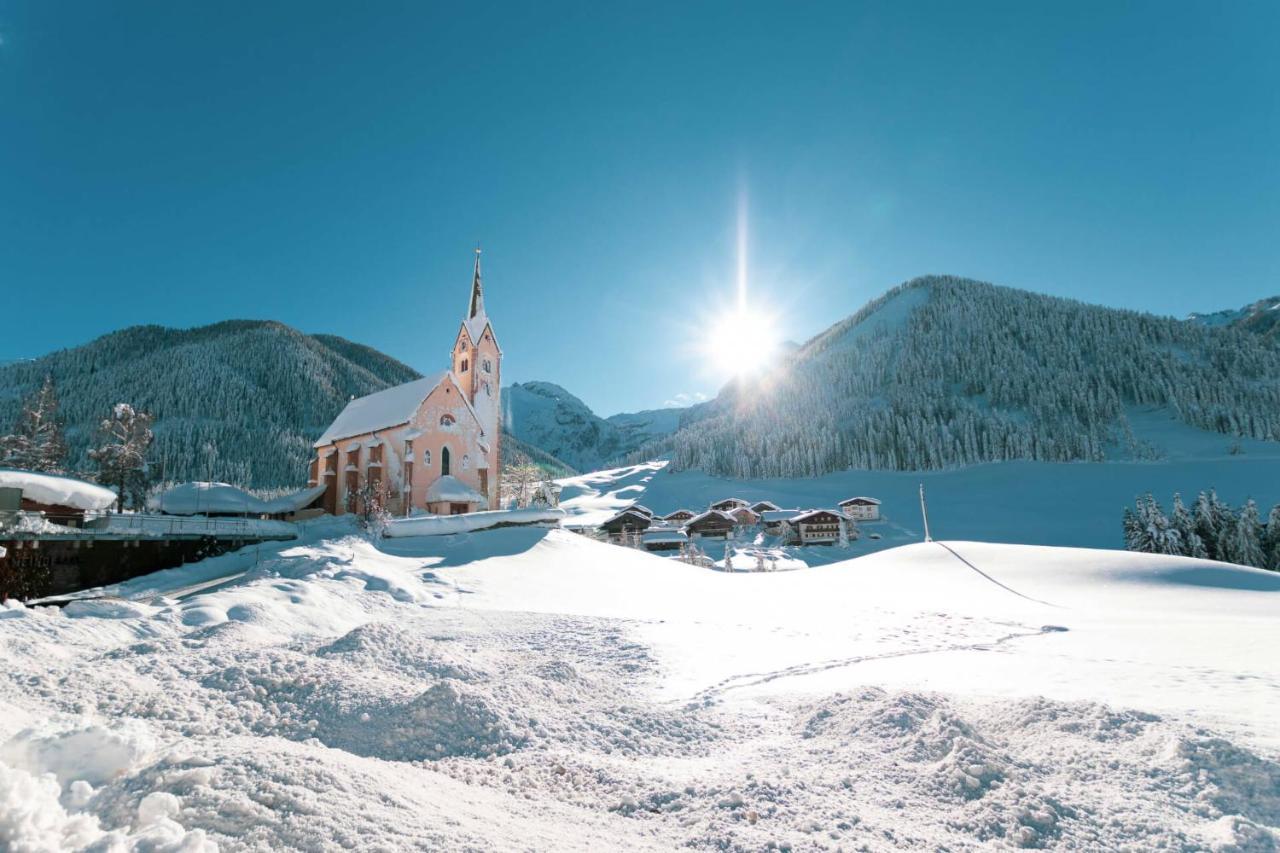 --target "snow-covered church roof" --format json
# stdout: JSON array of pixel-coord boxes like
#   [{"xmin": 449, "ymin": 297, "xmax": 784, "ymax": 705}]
[
  {"xmin": 0, "ymin": 469, "xmax": 117, "ymax": 511},
  {"xmin": 315, "ymin": 371, "xmax": 455, "ymax": 447},
  {"xmin": 425, "ymin": 475, "xmax": 486, "ymax": 504}
]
